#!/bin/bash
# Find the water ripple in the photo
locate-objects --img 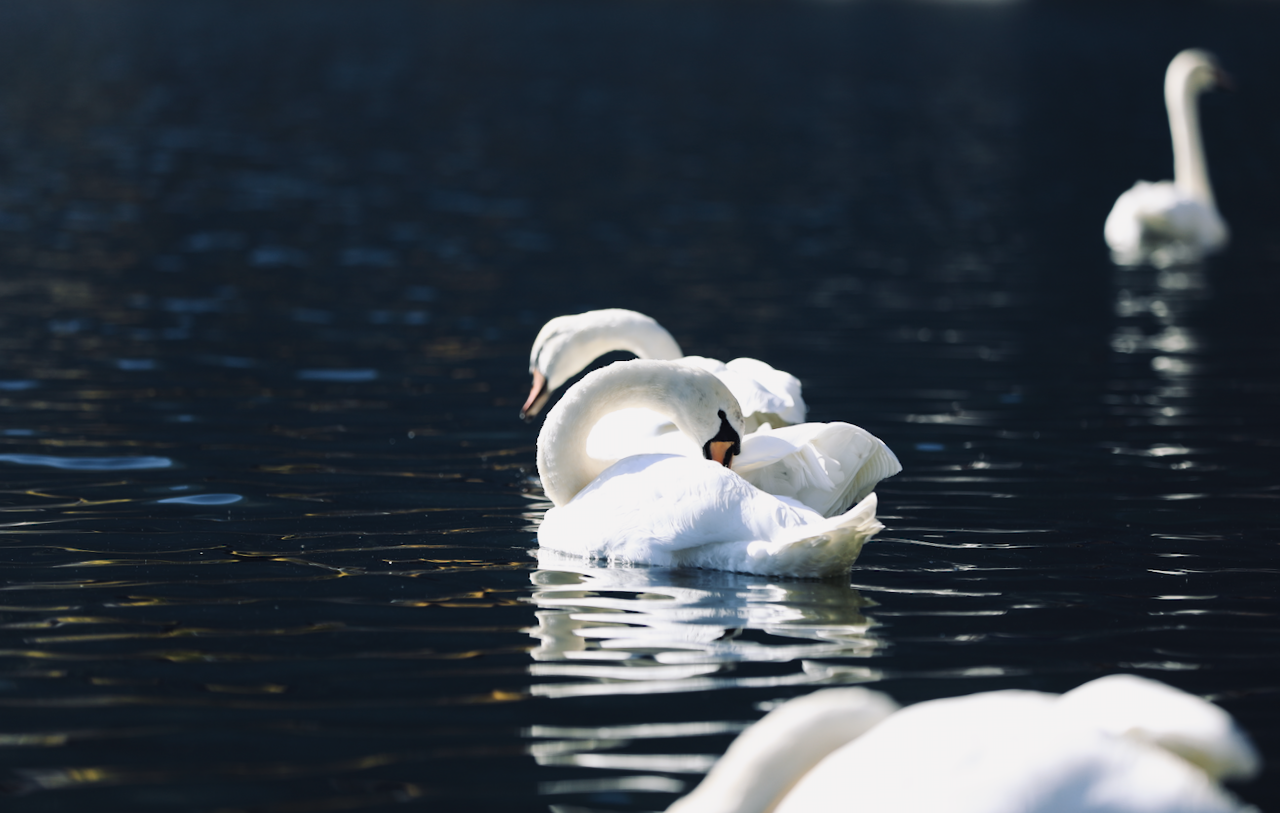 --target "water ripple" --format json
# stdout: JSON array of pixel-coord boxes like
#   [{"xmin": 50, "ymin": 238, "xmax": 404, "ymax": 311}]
[{"xmin": 0, "ymin": 454, "xmax": 173, "ymax": 471}]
